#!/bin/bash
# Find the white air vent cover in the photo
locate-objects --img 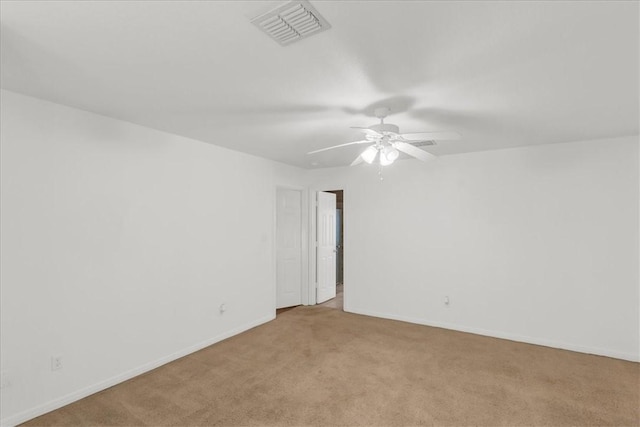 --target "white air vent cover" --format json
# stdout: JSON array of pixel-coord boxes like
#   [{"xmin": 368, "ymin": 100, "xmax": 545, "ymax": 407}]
[{"xmin": 251, "ymin": 0, "xmax": 331, "ymax": 46}]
